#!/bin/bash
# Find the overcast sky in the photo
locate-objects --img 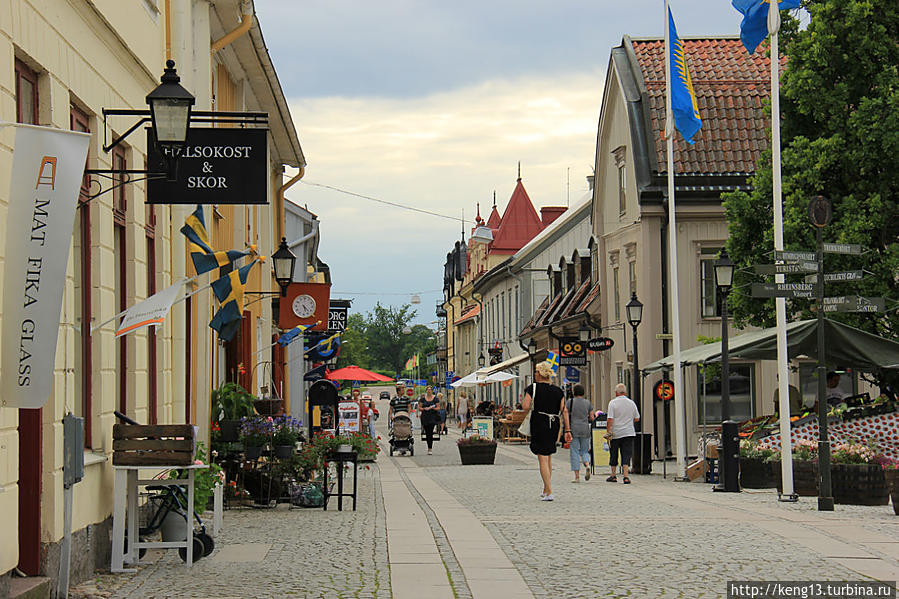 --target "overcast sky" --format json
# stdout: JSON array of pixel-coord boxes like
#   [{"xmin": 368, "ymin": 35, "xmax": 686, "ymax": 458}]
[{"xmin": 255, "ymin": 1, "xmax": 745, "ymax": 326}]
